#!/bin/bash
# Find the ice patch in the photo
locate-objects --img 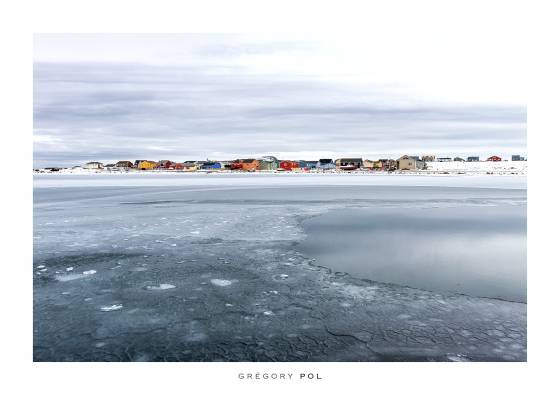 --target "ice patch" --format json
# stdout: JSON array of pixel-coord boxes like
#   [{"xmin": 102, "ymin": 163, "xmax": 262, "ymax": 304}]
[
  {"xmin": 36, "ymin": 265, "xmax": 45, "ymax": 269},
  {"xmin": 100, "ymin": 304, "xmax": 123, "ymax": 312},
  {"xmin": 56, "ymin": 273, "xmax": 88, "ymax": 281},
  {"xmin": 263, "ymin": 311, "xmax": 274, "ymax": 316},
  {"xmin": 190, "ymin": 231, "xmax": 200, "ymax": 235},
  {"xmin": 146, "ymin": 284, "xmax": 176, "ymax": 291},
  {"xmin": 210, "ymin": 279, "xmax": 232, "ymax": 287},
  {"xmin": 82, "ymin": 270, "xmax": 96, "ymax": 275},
  {"xmin": 66, "ymin": 267, "xmax": 74, "ymax": 271}
]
